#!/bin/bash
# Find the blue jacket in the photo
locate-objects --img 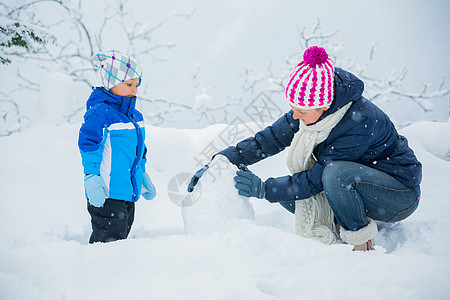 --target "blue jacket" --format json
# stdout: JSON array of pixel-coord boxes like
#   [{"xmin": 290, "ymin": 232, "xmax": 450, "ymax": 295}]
[
  {"xmin": 219, "ymin": 68, "xmax": 422, "ymax": 203},
  {"xmin": 78, "ymin": 87, "xmax": 147, "ymax": 202}
]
